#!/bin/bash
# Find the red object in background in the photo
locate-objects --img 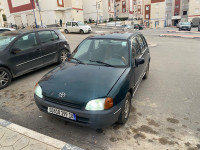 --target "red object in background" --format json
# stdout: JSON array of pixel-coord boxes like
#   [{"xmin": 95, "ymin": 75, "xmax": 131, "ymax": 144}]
[
  {"xmin": 174, "ymin": 0, "xmax": 180, "ymax": 16},
  {"xmin": 8, "ymin": 0, "xmax": 35, "ymax": 13}
]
